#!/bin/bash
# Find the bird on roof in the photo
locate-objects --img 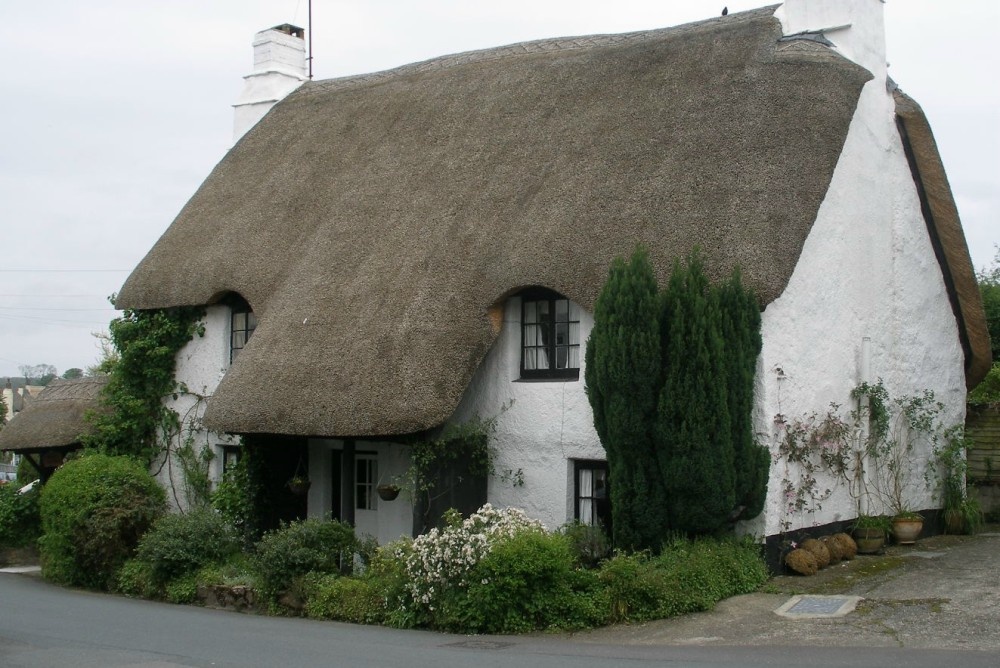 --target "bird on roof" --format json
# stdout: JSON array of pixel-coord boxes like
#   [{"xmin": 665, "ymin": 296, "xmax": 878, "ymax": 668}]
[{"xmin": 722, "ymin": 6, "xmax": 728, "ymax": 16}]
